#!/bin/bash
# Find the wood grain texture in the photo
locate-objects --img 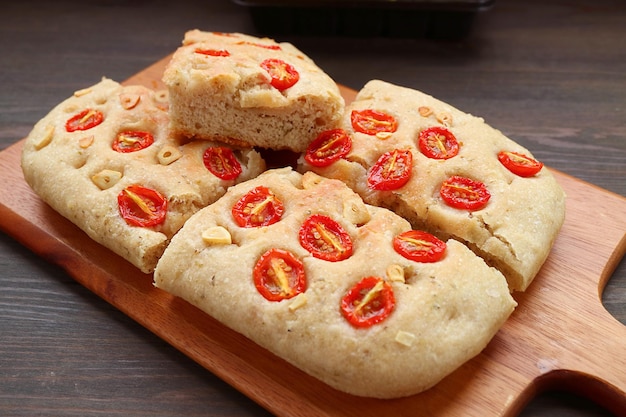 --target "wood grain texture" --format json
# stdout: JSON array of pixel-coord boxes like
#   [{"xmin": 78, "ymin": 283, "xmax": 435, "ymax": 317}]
[{"xmin": 0, "ymin": 56, "xmax": 624, "ymax": 416}]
